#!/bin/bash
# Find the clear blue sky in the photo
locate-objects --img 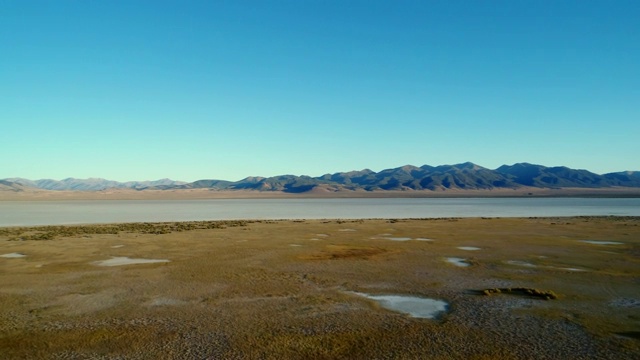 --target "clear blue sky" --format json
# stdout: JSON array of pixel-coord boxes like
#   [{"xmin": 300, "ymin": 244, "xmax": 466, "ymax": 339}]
[{"xmin": 2, "ymin": 1, "xmax": 638, "ymax": 181}]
